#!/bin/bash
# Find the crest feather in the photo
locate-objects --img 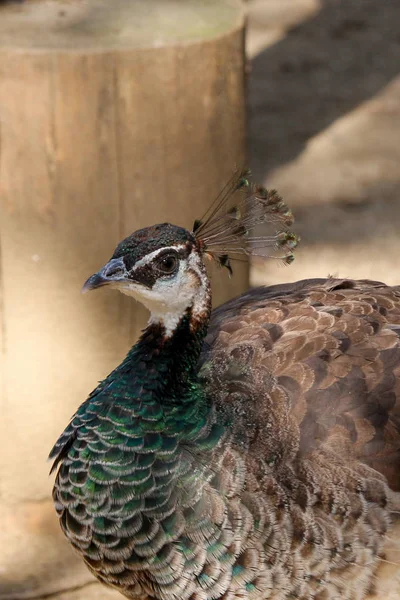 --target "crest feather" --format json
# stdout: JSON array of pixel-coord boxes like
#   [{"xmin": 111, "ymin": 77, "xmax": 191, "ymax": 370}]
[{"xmin": 193, "ymin": 169, "xmax": 299, "ymax": 273}]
